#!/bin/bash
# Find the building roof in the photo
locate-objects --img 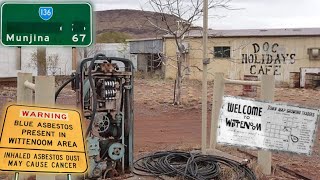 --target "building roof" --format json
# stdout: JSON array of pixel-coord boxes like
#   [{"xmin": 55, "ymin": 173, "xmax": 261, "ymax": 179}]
[
  {"xmin": 126, "ymin": 37, "xmax": 163, "ymax": 42},
  {"xmin": 163, "ymin": 28, "xmax": 320, "ymax": 38}
]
